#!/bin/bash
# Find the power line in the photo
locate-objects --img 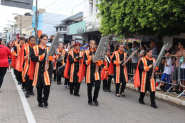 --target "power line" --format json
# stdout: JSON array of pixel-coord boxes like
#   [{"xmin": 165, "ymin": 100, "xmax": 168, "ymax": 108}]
[
  {"xmin": 45, "ymin": 0, "xmax": 58, "ymax": 8},
  {"xmin": 41, "ymin": 1, "xmax": 84, "ymax": 21}
]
